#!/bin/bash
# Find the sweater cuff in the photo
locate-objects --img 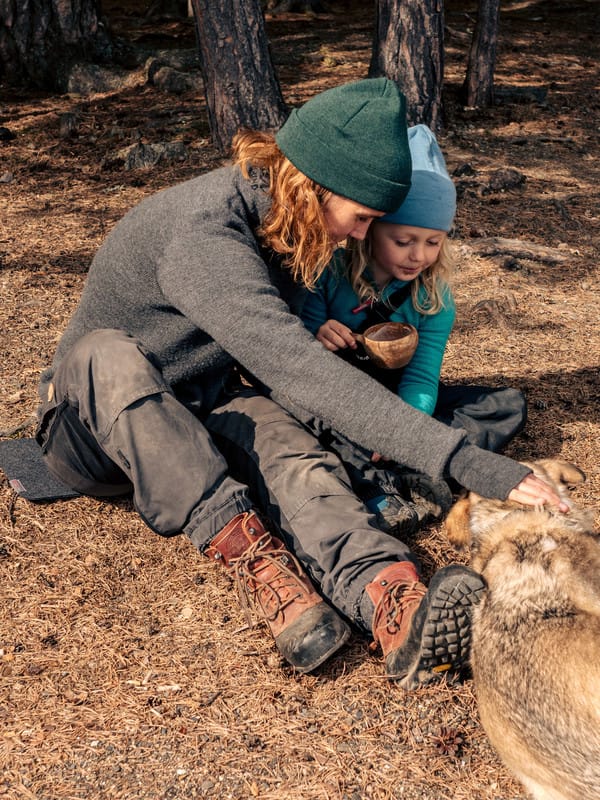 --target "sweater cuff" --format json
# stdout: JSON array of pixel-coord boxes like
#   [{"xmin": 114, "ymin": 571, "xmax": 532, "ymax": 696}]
[{"xmin": 447, "ymin": 443, "xmax": 532, "ymax": 500}]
